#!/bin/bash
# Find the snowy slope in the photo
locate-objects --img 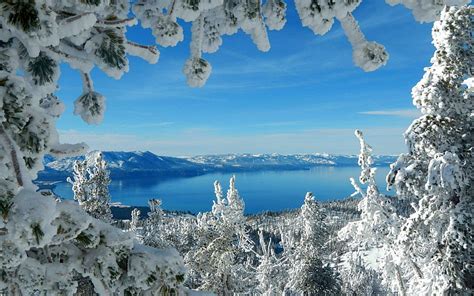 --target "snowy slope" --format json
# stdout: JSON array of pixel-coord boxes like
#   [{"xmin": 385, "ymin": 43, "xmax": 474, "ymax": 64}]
[{"xmin": 39, "ymin": 151, "xmax": 396, "ymax": 180}]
